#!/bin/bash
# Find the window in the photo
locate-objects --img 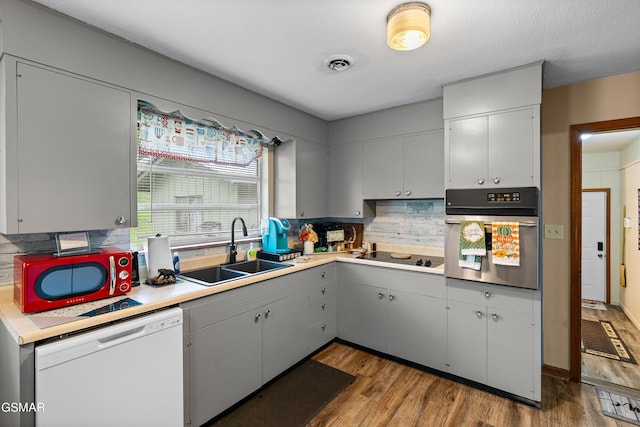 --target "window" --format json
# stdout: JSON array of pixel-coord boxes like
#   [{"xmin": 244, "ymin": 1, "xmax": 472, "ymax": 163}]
[{"xmin": 131, "ymin": 102, "xmax": 268, "ymax": 247}]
